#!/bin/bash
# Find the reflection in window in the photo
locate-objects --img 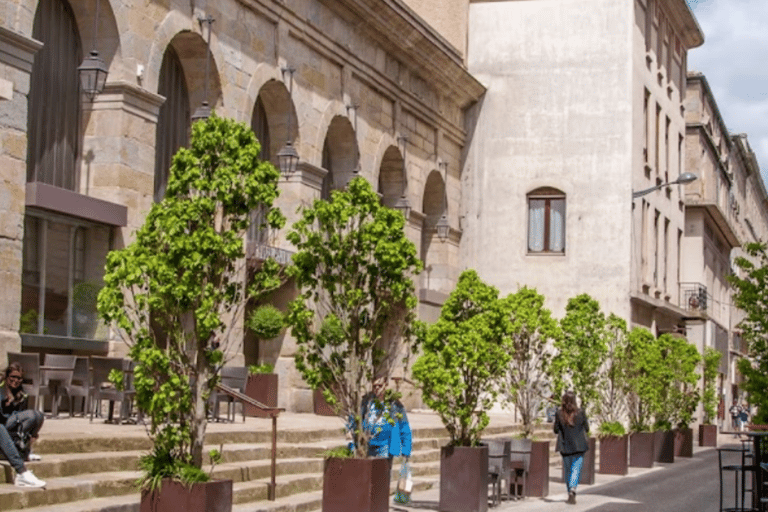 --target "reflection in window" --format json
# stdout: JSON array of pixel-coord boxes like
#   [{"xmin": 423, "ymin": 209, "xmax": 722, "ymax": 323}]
[
  {"xmin": 20, "ymin": 214, "xmax": 110, "ymax": 339},
  {"xmin": 528, "ymin": 188, "xmax": 566, "ymax": 254}
]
